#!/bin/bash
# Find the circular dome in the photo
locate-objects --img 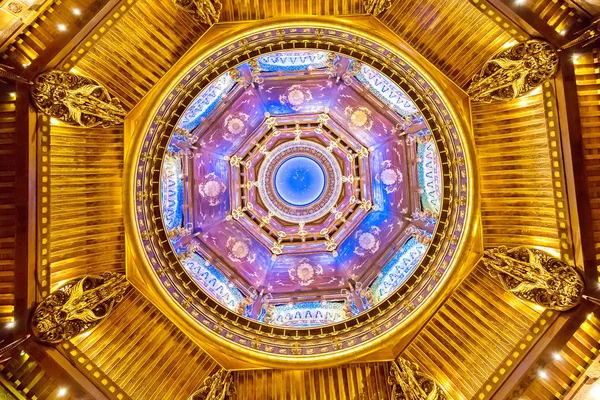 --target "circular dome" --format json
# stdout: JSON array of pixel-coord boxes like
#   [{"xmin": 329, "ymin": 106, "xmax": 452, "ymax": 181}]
[
  {"xmin": 129, "ymin": 22, "xmax": 475, "ymax": 367},
  {"xmin": 258, "ymin": 140, "xmax": 341, "ymax": 223},
  {"xmin": 275, "ymin": 156, "xmax": 325, "ymax": 206}
]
